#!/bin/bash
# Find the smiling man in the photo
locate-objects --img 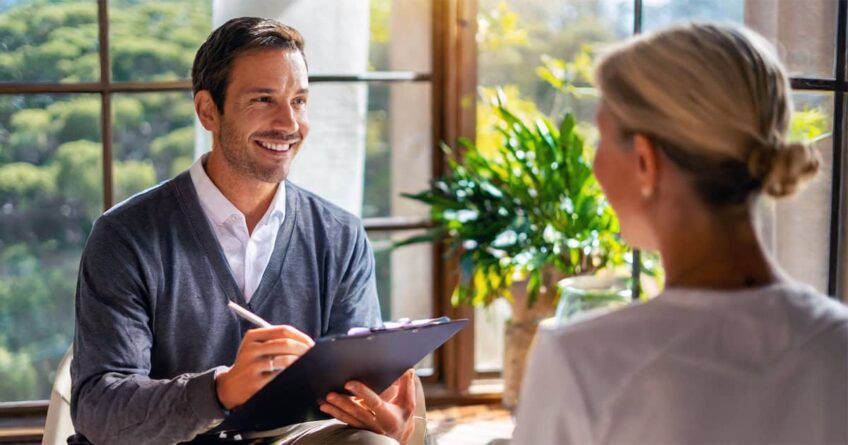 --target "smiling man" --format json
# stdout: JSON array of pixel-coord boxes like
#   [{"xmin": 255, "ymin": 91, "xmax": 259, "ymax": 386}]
[{"xmin": 70, "ymin": 18, "xmax": 415, "ymax": 445}]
